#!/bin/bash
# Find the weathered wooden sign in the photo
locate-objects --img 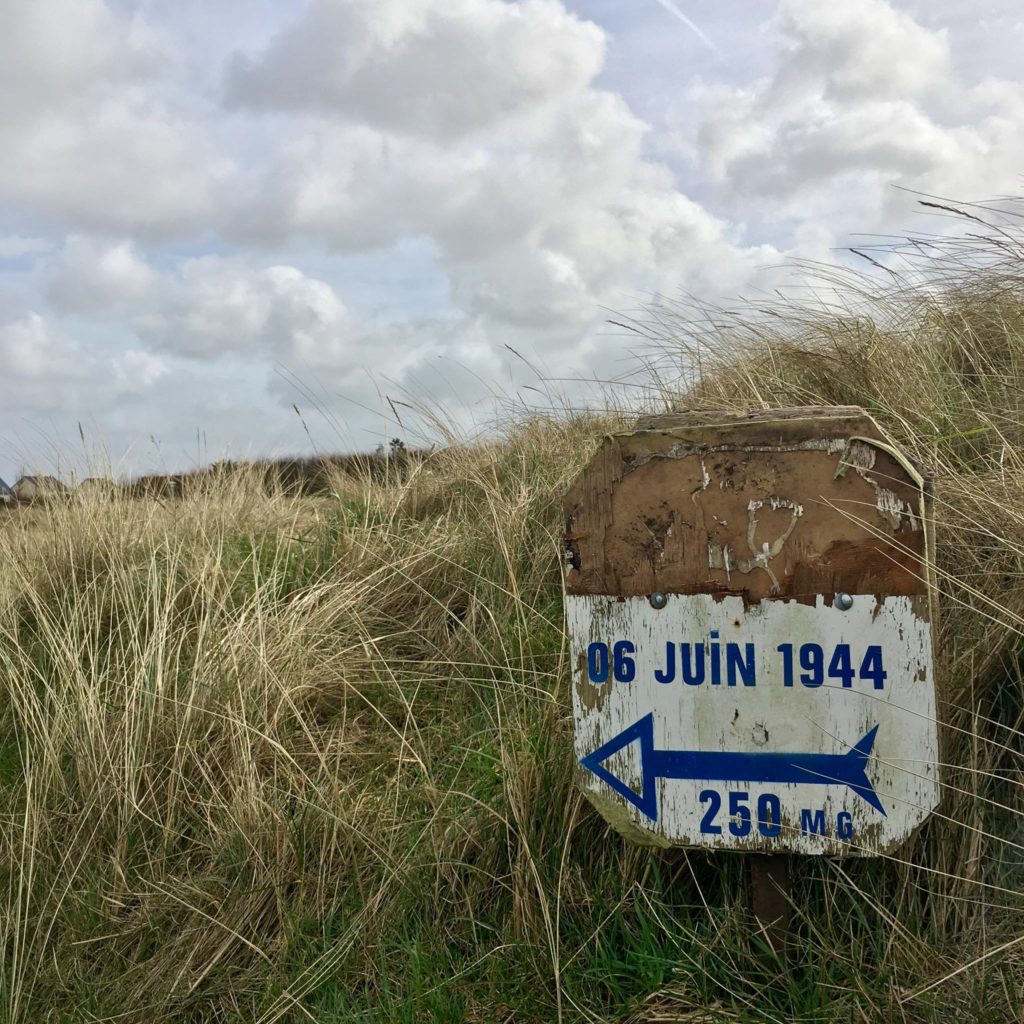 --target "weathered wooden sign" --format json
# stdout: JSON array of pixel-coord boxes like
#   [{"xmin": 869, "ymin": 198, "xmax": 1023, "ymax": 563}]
[{"xmin": 564, "ymin": 407, "xmax": 939, "ymax": 856}]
